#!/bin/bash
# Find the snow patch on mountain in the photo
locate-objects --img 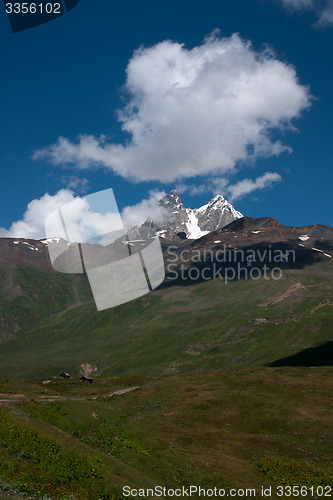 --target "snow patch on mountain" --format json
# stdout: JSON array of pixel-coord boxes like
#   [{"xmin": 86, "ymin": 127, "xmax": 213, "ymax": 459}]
[{"xmin": 185, "ymin": 210, "xmax": 210, "ymax": 239}]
